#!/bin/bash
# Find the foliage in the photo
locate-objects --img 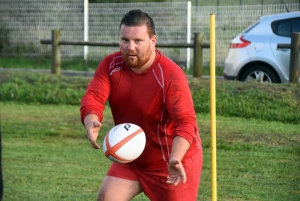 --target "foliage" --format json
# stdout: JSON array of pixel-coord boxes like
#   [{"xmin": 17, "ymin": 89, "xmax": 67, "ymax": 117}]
[
  {"xmin": 8, "ymin": 42, "xmax": 37, "ymax": 56},
  {"xmin": 0, "ymin": 71, "xmax": 299, "ymax": 124},
  {"xmin": 0, "ymin": 20, "xmax": 39, "ymax": 56},
  {"xmin": 0, "ymin": 20, "xmax": 10, "ymax": 53},
  {"xmin": 0, "ymin": 56, "xmax": 51, "ymax": 69},
  {"xmin": 0, "ymin": 71, "xmax": 88, "ymax": 105},
  {"xmin": 189, "ymin": 78, "xmax": 300, "ymax": 124},
  {"xmin": 0, "ymin": 56, "xmax": 225, "ymax": 75},
  {"xmin": 0, "ymin": 57, "xmax": 100, "ymax": 71}
]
